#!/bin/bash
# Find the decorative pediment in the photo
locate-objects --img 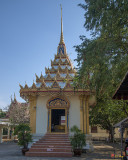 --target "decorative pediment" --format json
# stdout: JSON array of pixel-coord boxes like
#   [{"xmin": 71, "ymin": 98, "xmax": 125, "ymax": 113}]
[
  {"xmin": 45, "ymin": 73, "xmax": 52, "ymax": 81},
  {"xmin": 51, "ymin": 80, "xmax": 60, "ymax": 88},
  {"xmin": 55, "ymin": 54, "xmax": 67, "ymax": 60},
  {"xmin": 58, "ymin": 64, "xmax": 61, "ymax": 70},
  {"xmin": 56, "ymin": 71, "xmax": 61, "ymax": 79},
  {"xmin": 64, "ymin": 80, "xmax": 73, "ymax": 89},
  {"xmin": 40, "ymin": 80, "xmax": 47, "ymax": 89},
  {"xmin": 47, "ymin": 96, "xmax": 70, "ymax": 109},
  {"xmin": 51, "ymin": 59, "xmax": 72, "ymax": 67}
]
